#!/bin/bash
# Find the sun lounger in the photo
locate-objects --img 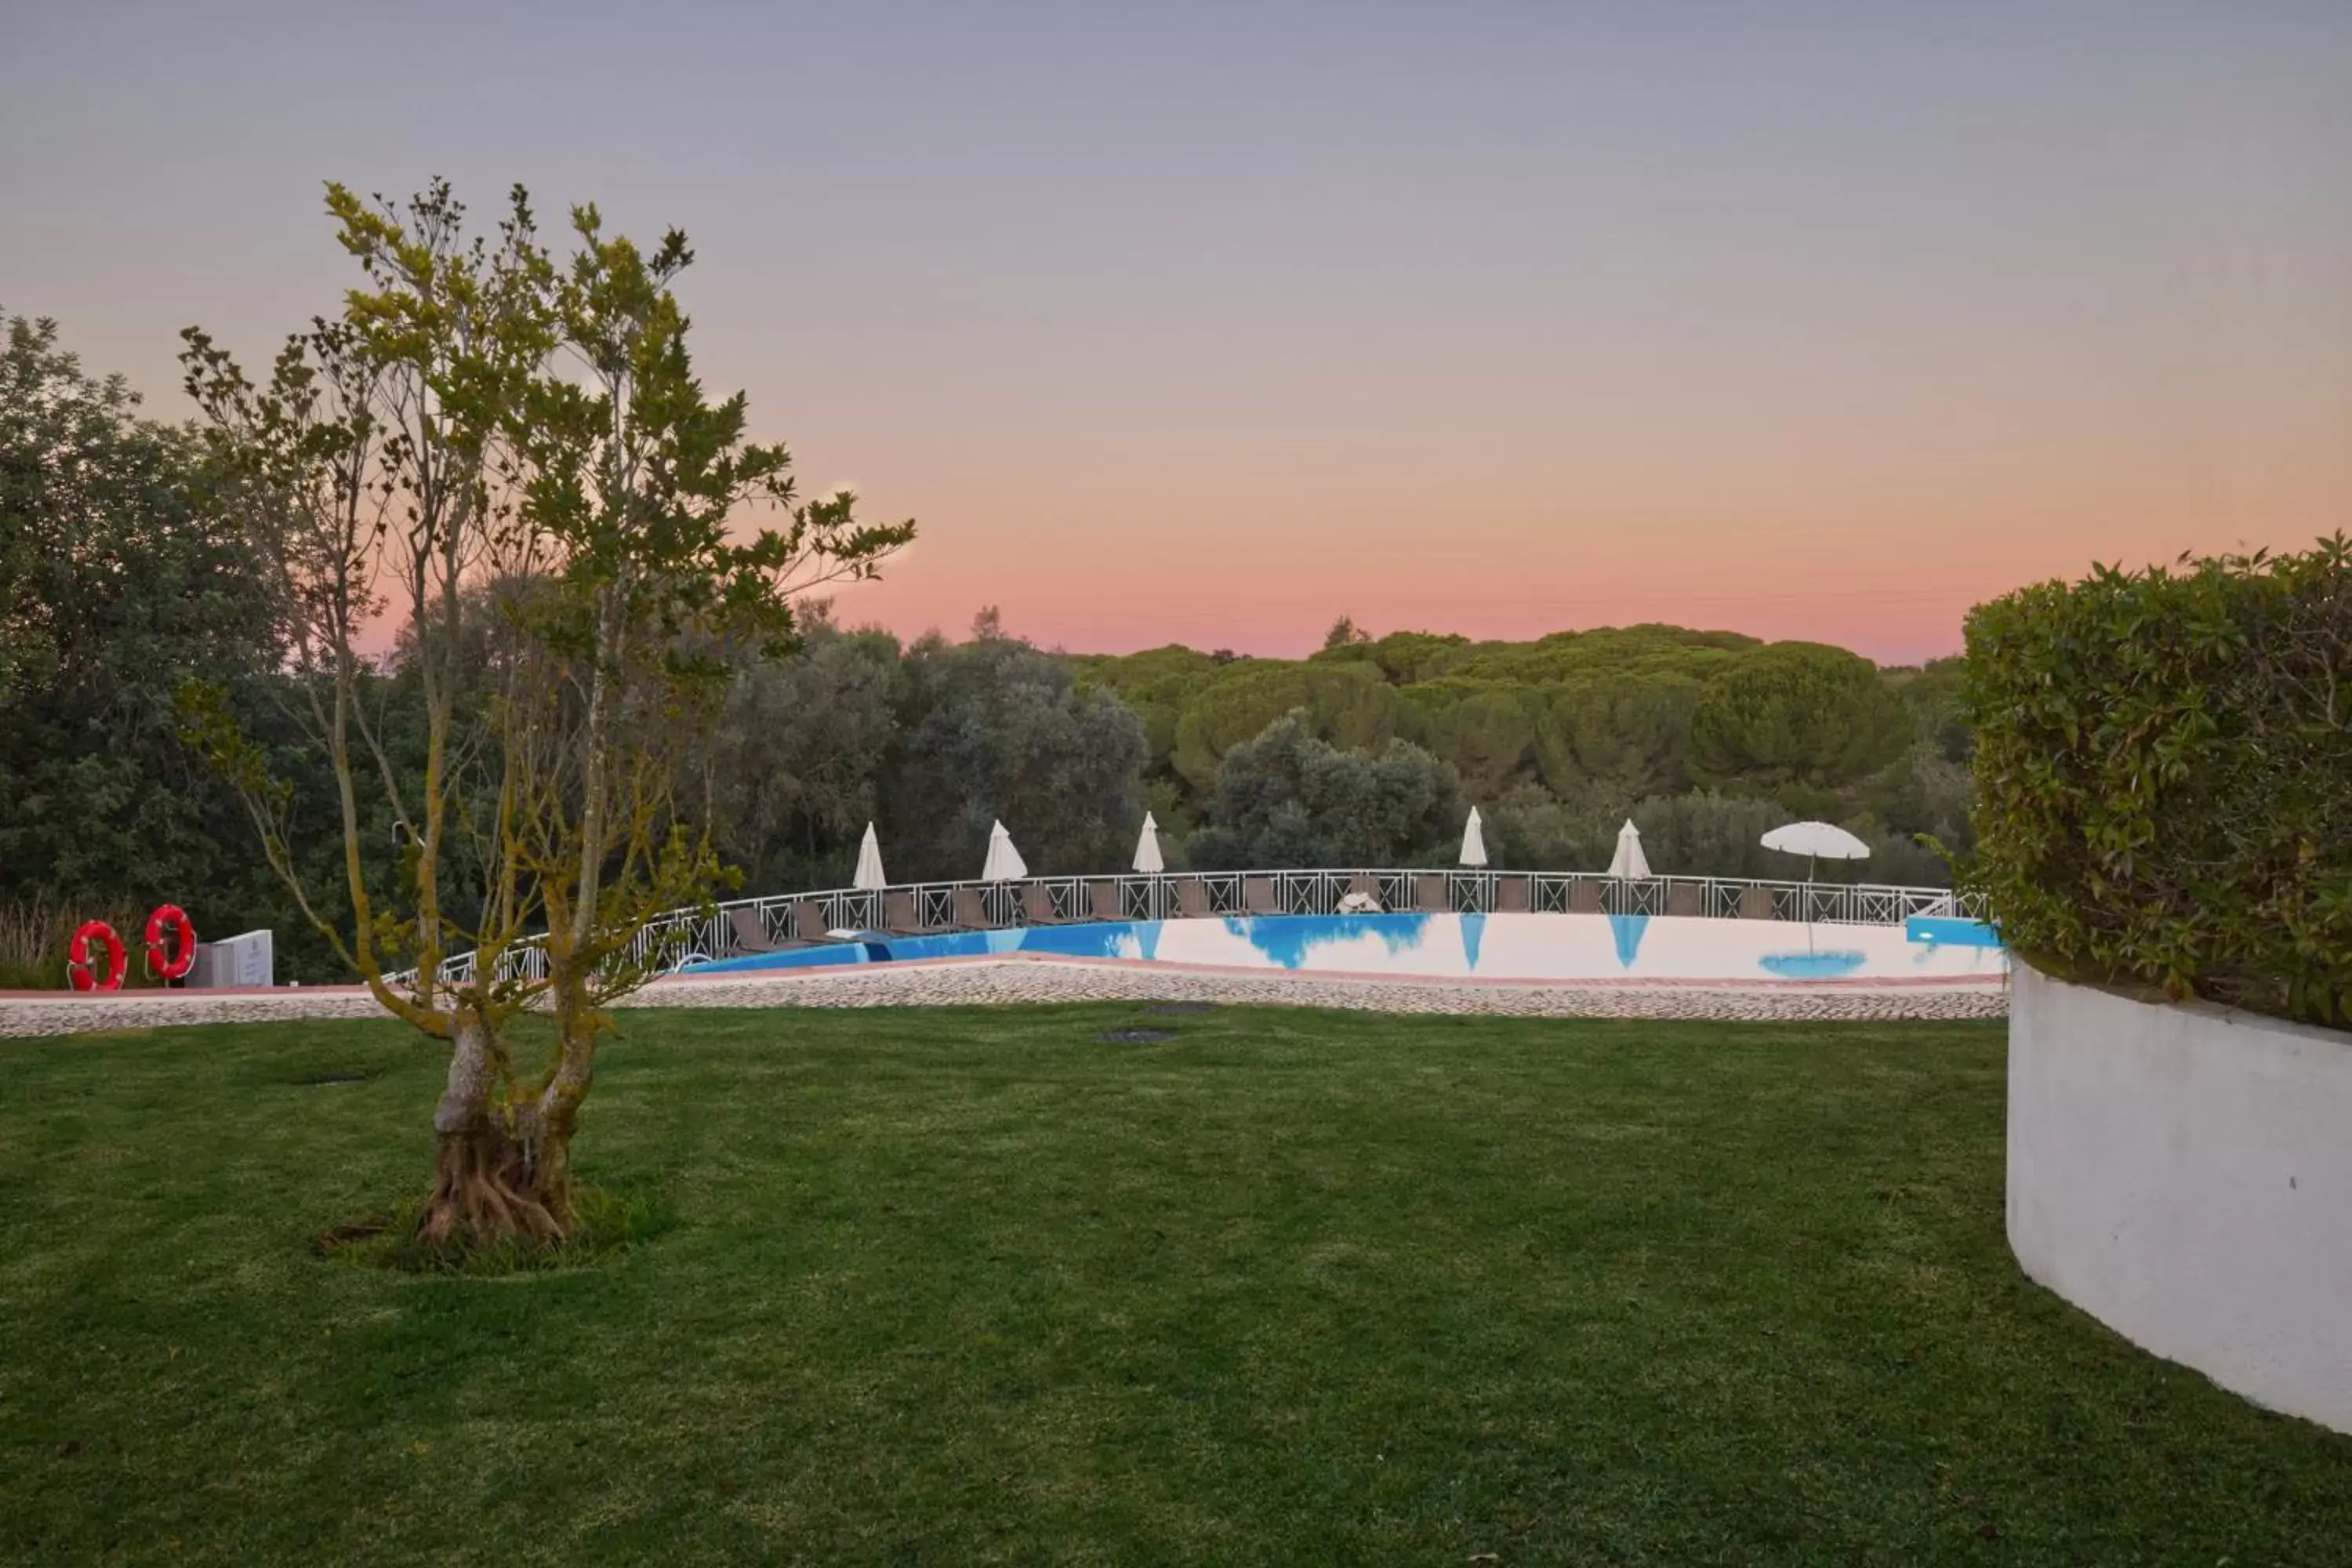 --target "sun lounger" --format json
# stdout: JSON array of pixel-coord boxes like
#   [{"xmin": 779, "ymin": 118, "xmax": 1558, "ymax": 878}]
[
  {"xmin": 1739, "ymin": 884, "xmax": 1778, "ymax": 920},
  {"xmin": 1494, "ymin": 875, "xmax": 1530, "ymax": 913},
  {"xmin": 1666, "ymin": 884, "xmax": 1701, "ymax": 918},
  {"xmin": 1244, "ymin": 876, "xmax": 1279, "ymax": 915},
  {"xmin": 789, "ymin": 900, "xmax": 830, "ymax": 942},
  {"xmin": 1088, "ymin": 879, "xmax": 1122, "ymax": 921},
  {"xmin": 727, "ymin": 906, "xmax": 779, "ymax": 956},
  {"xmin": 1414, "ymin": 872, "xmax": 1449, "ymax": 913},
  {"xmin": 1022, "ymin": 881, "xmax": 1065, "ymax": 926},
  {"xmin": 953, "ymin": 886, "xmax": 997, "ymax": 929},
  {"xmin": 1568, "ymin": 879, "xmax": 1603, "ymax": 914},
  {"xmin": 884, "ymin": 891, "xmax": 926, "ymax": 935},
  {"xmin": 1174, "ymin": 877, "xmax": 1210, "ymax": 919}
]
